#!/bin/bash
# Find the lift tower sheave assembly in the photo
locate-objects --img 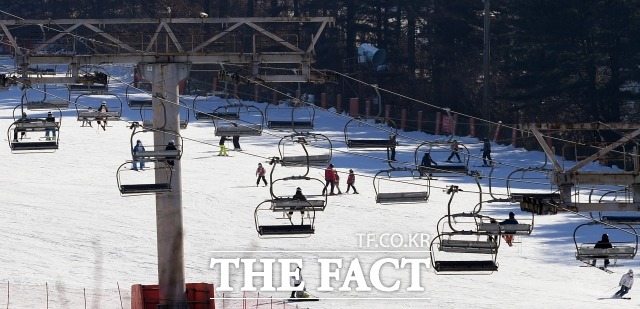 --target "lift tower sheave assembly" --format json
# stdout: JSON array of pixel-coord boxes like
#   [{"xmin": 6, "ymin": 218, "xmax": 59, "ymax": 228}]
[
  {"xmin": 527, "ymin": 123, "xmax": 640, "ymax": 213},
  {"xmin": 0, "ymin": 17, "xmax": 334, "ymax": 308}
]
